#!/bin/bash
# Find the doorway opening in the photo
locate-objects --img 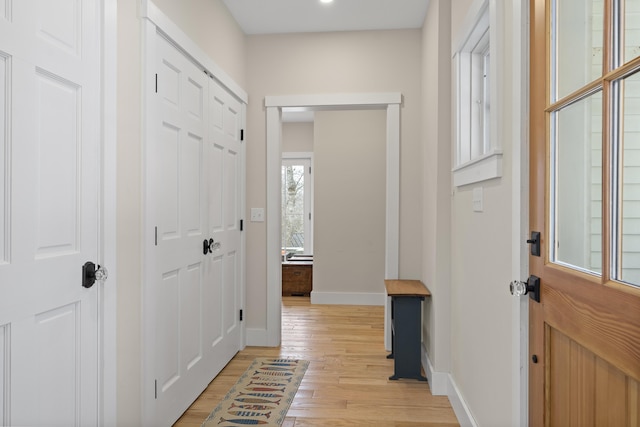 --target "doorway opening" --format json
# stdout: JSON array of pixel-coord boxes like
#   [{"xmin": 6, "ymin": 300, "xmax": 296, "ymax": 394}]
[{"xmin": 264, "ymin": 93, "xmax": 402, "ymax": 348}]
